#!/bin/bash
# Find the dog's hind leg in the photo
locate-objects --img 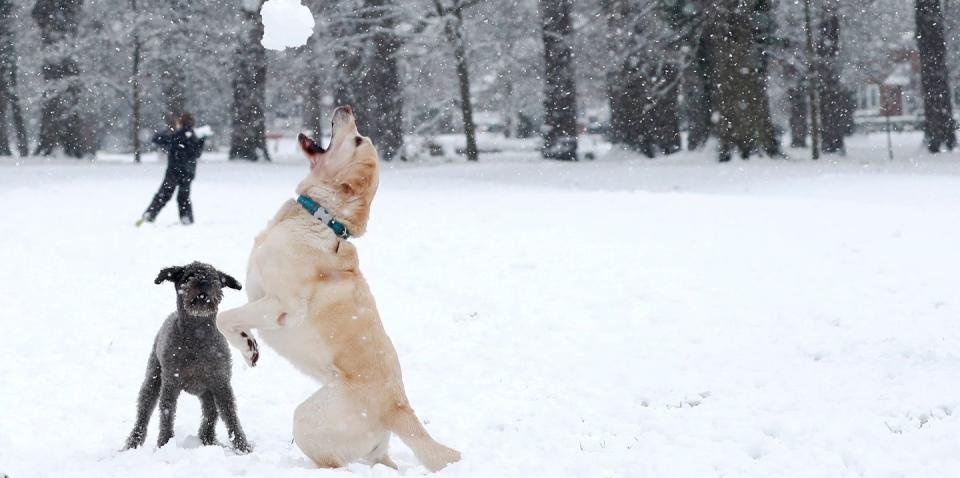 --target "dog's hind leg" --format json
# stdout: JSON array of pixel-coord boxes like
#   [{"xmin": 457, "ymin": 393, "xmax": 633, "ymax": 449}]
[
  {"xmin": 293, "ymin": 383, "xmax": 389, "ymax": 469},
  {"xmin": 156, "ymin": 382, "xmax": 181, "ymax": 448},
  {"xmin": 217, "ymin": 296, "xmax": 287, "ymax": 367},
  {"xmin": 198, "ymin": 391, "xmax": 218, "ymax": 446},
  {"xmin": 124, "ymin": 353, "xmax": 161, "ymax": 450},
  {"xmin": 213, "ymin": 385, "xmax": 251, "ymax": 454}
]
